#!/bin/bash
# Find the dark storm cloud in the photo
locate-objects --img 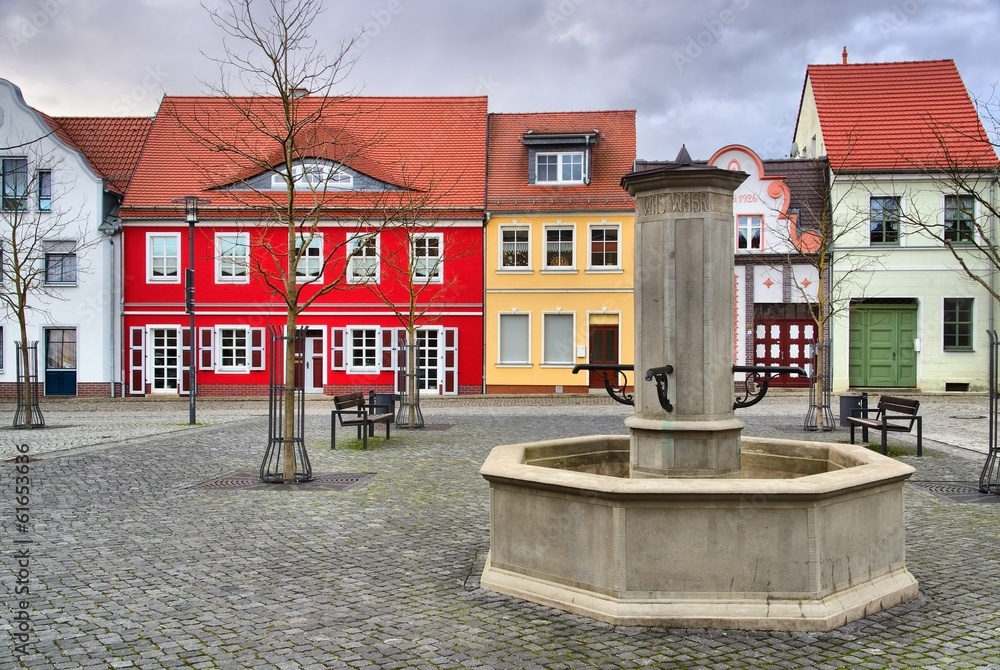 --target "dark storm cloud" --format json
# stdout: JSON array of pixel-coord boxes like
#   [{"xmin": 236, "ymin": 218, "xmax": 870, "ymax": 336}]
[{"xmin": 2, "ymin": 0, "xmax": 999, "ymax": 160}]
